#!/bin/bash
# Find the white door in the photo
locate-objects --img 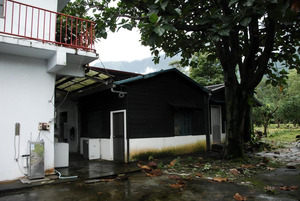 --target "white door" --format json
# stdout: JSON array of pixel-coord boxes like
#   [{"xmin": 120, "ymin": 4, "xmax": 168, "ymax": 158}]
[
  {"xmin": 110, "ymin": 110, "xmax": 127, "ymax": 162},
  {"xmin": 211, "ymin": 105, "xmax": 222, "ymax": 143}
]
